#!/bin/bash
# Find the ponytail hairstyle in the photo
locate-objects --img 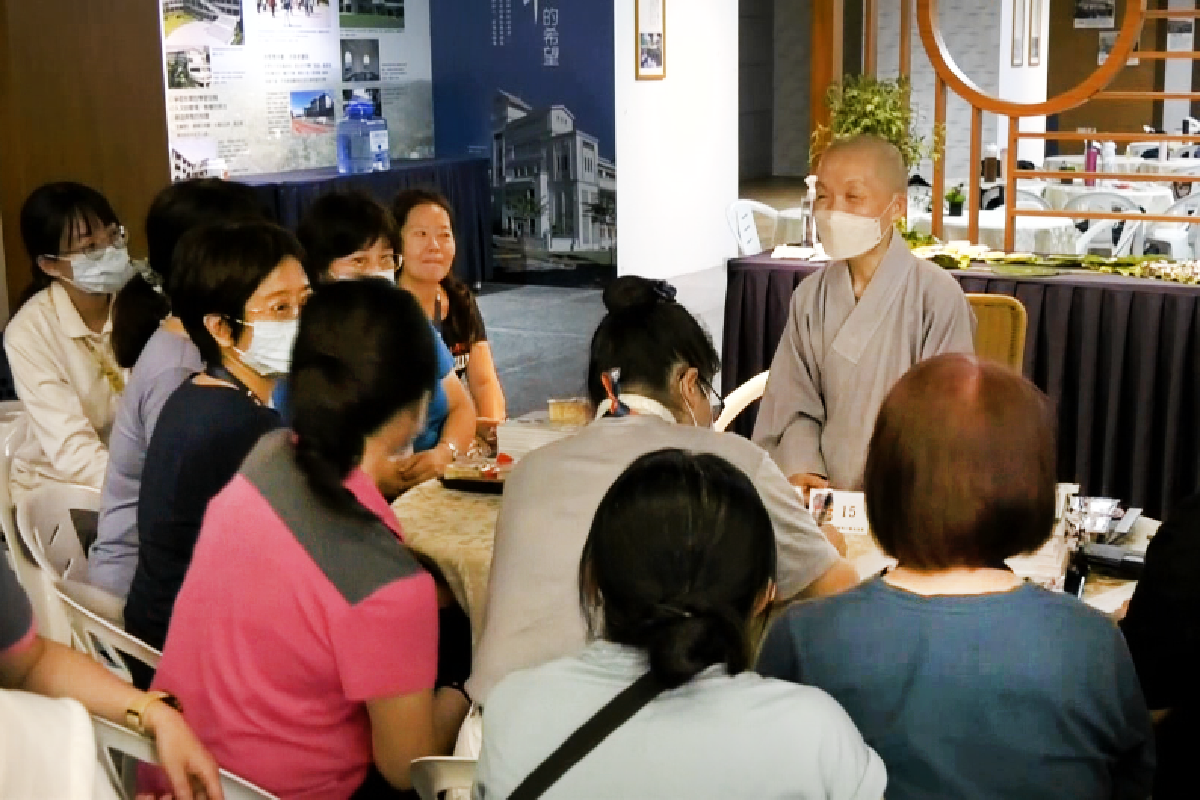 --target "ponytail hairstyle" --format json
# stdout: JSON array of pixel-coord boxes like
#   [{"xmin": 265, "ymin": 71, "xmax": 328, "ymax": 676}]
[
  {"xmin": 392, "ymin": 186, "xmax": 483, "ymax": 345},
  {"xmin": 113, "ymin": 178, "xmax": 267, "ymax": 367},
  {"xmin": 587, "ymin": 276, "xmax": 720, "ymax": 409},
  {"xmin": 290, "ymin": 279, "xmax": 438, "ymax": 513},
  {"xmin": 580, "ymin": 449, "xmax": 777, "ymax": 689},
  {"xmin": 17, "ymin": 182, "xmax": 120, "ymax": 309}
]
